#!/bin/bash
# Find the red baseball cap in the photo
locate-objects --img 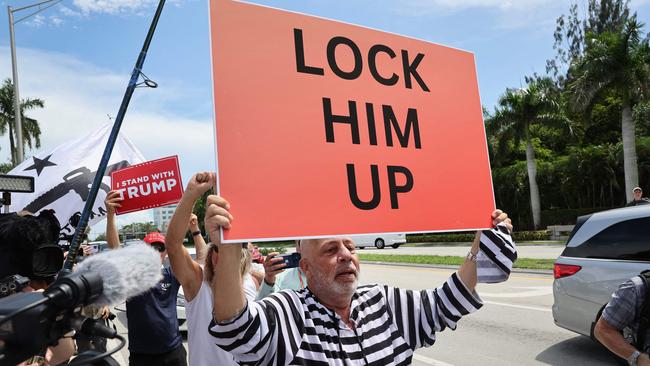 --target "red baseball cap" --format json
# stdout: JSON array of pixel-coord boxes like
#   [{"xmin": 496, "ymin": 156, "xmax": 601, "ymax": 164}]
[{"xmin": 143, "ymin": 232, "xmax": 166, "ymax": 245}]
